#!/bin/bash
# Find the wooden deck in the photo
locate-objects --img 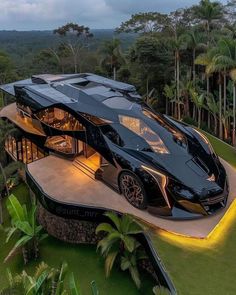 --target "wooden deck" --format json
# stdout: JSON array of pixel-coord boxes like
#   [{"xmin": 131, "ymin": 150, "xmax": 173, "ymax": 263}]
[{"xmin": 0, "ymin": 103, "xmax": 45, "ymax": 136}]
